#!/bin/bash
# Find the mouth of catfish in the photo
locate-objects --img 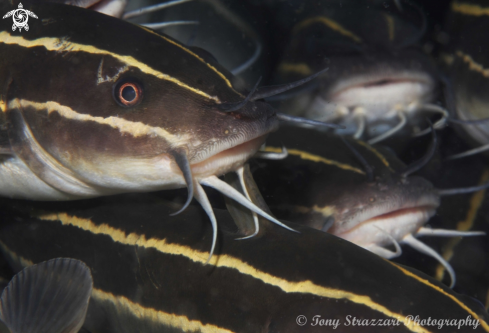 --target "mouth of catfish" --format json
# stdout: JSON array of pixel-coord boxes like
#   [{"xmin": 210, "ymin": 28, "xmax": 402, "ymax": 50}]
[
  {"xmin": 189, "ymin": 110, "xmax": 279, "ymax": 179},
  {"xmin": 329, "ymin": 183, "xmax": 440, "ymax": 247},
  {"xmin": 328, "ymin": 71, "xmax": 435, "ymax": 109}
]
